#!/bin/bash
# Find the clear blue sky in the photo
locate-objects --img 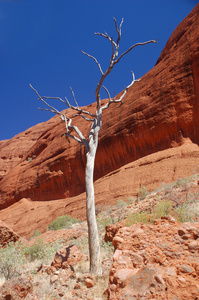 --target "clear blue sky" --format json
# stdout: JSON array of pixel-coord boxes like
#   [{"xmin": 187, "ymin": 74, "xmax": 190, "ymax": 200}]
[{"xmin": 0, "ymin": 0, "xmax": 197, "ymax": 140}]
